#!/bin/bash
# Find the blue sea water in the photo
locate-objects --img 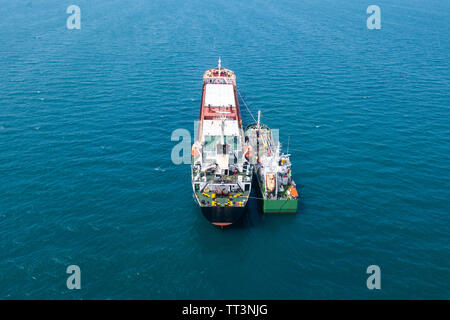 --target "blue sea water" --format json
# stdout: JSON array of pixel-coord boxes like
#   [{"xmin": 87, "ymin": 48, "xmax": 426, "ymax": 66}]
[{"xmin": 0, "ymin": 0, "xmax": 449, "ymax": 299}]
